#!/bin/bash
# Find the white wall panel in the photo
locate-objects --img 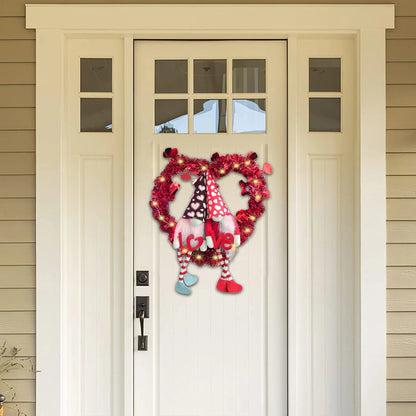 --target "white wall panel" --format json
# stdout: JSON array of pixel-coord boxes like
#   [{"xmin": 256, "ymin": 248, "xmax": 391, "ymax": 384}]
[
  {"xmin": 81, "ymin": 157, "xmax": 113, "ymax": 416},
  {"xmin": 310, "ymin": 156, "xmax": 342, "ymax": 415},
  {"xmin": 292, "ymin": 37, "xmax": 356, "ymax": 416},
  {"xmin": 64, "ymin": 38, "xmax": 126, "ymax": 416}
]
